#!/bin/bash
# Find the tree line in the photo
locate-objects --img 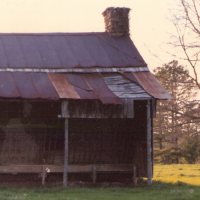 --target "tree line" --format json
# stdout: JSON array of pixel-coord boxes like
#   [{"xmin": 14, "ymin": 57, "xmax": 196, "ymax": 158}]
[
  {"xmin": 153, "ymin": 0, "xmax": 200, "ymax": 164},
  {"xmin": 153, "ymin": 60, "xmax": 200, "ymax": 164}
]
